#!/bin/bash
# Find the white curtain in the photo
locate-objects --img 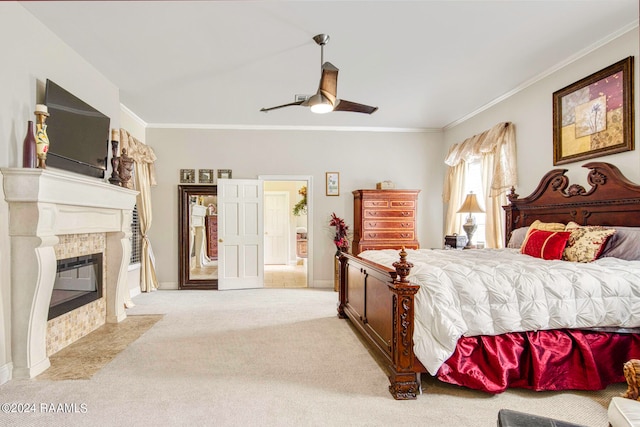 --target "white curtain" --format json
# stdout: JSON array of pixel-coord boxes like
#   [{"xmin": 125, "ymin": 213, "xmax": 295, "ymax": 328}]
[
  {"xmin": 443, "ymin": 122, "xmax": 517, "ymax": 248},
  {"xmin": 443, "ymin": 151, "xmax": 467, "ymax": 236},
  {"xmin": 118, "ymin": 129, "xmax": 159, "ymax": 293}
]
